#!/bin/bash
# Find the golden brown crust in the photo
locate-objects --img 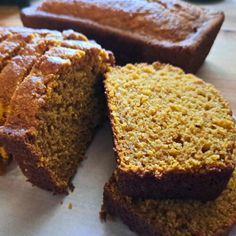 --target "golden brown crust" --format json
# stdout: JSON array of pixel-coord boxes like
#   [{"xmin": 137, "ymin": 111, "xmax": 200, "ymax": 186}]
[
  {"xmin": 0, "ymin": 31, "xmax": 34, "ymax": 70},
  {"xmin": 38, "ymin": 0, "xmax": 209, "ymax": 42},
  {"xmin": 21, "ymin": 0, "xmax": 224, "ymax": 72},
  {"xmin": 2, "ymin": 27, "xmax": 88, "ymax": 41}
]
